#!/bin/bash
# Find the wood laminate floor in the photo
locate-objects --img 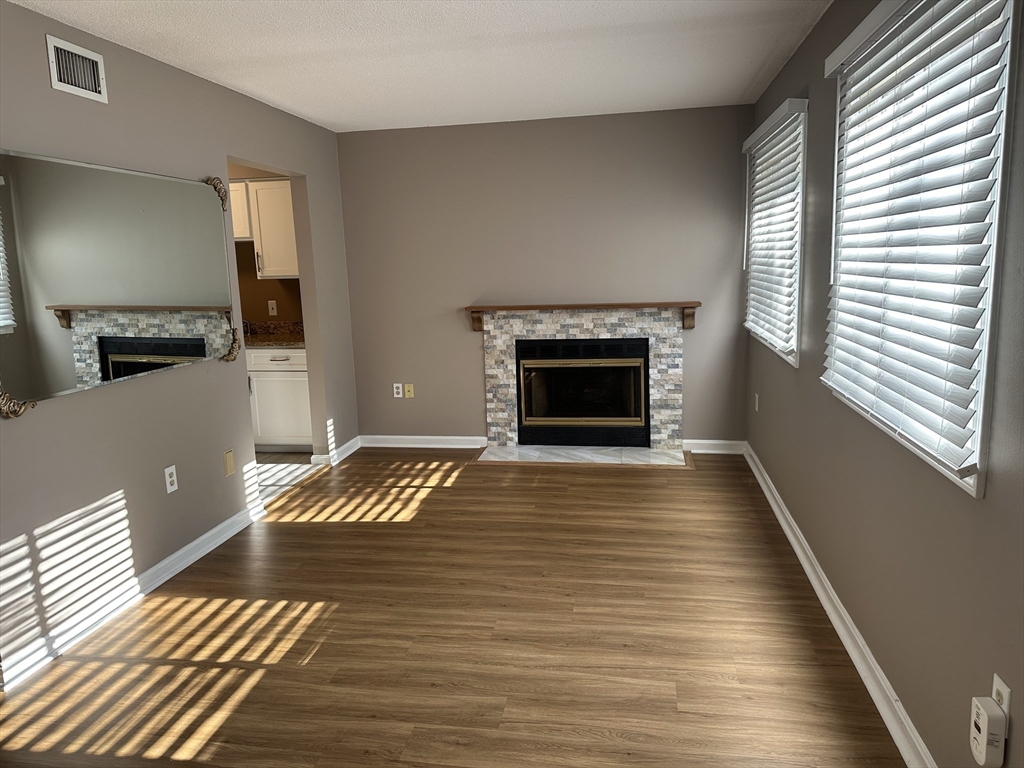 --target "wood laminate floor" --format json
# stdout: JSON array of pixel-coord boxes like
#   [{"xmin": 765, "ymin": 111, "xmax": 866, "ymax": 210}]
[{"xmin": 0, "ymin": 449, "xmax": 903, "ymax": 767}]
